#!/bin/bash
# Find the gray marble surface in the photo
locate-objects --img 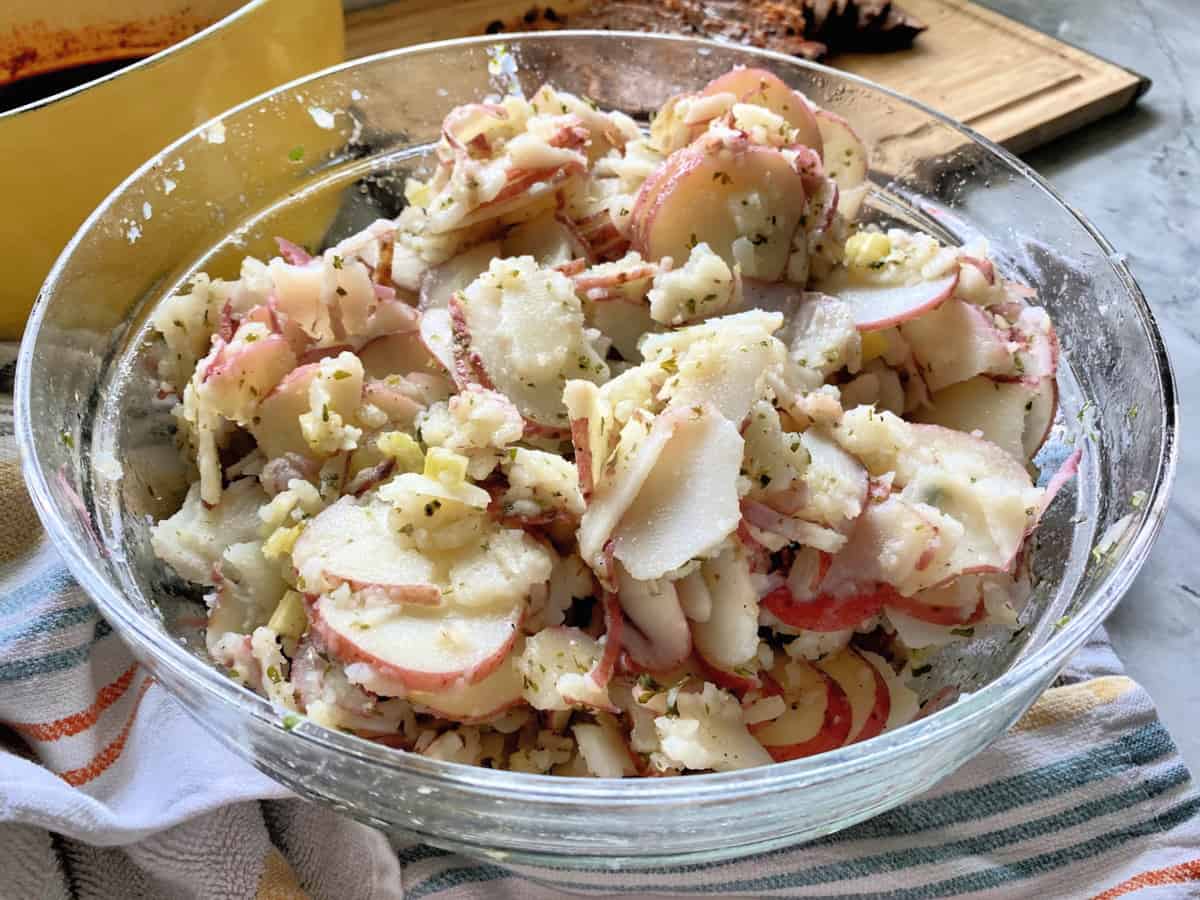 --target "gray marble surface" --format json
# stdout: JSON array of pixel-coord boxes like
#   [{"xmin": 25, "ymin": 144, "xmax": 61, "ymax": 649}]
[{"xmin": 979, "ymin": 0, "xmax": 1200, "ymax": 770}]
